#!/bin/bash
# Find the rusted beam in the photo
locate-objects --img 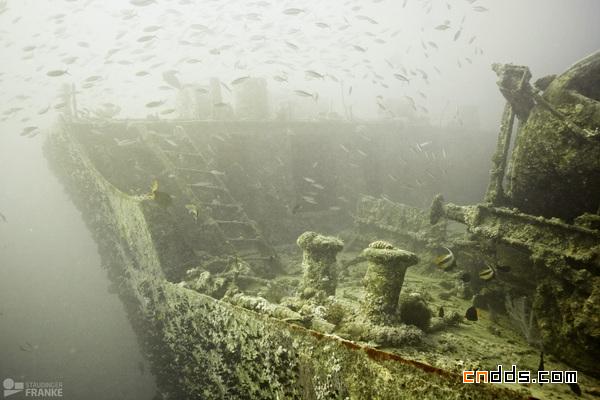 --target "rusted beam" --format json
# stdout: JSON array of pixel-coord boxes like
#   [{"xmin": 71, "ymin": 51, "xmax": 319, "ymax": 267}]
[
  {"xmin": 434, "ymin": 201, "xmax": 600, "ymax": 272},
  {"xmin": 484, "ymin": 102, "xmax": 515, "ymax": 204}
]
